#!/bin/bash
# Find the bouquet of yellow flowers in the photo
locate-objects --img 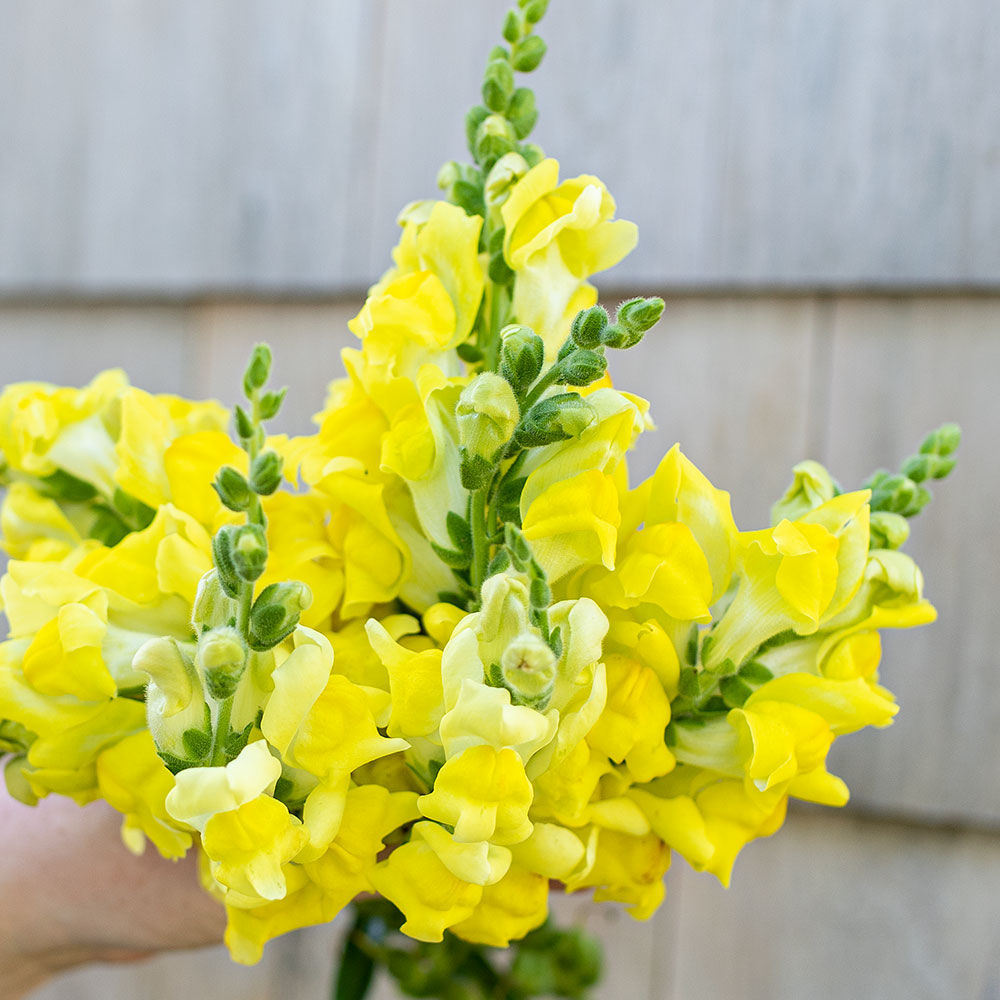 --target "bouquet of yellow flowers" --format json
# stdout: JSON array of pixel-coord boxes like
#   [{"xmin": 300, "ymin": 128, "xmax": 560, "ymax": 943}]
[{"xmin": 0, "ymin": 4, "xmax": 959, "ymax": 999}]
